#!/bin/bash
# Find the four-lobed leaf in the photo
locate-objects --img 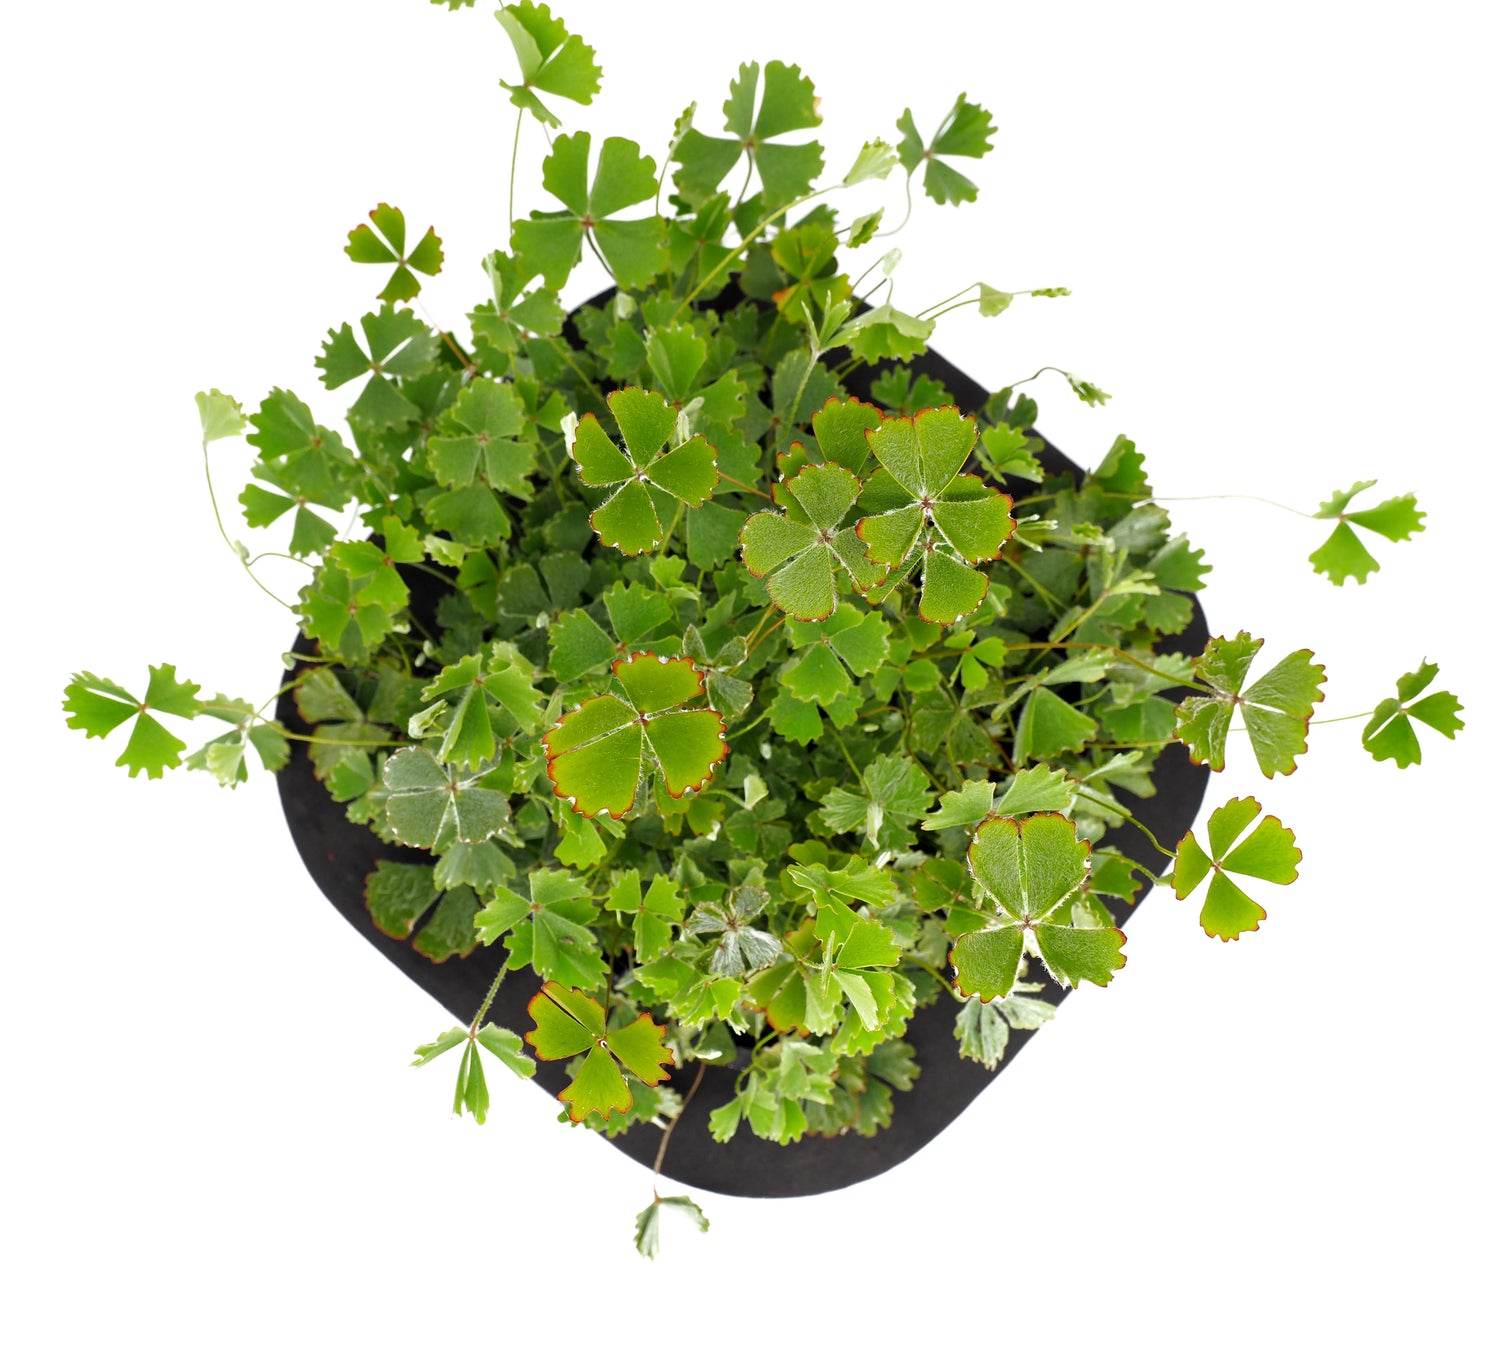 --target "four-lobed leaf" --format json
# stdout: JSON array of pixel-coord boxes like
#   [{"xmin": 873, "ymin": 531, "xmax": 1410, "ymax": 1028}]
[
  {"xmin": 63, "ymin": 666, "xmax": 202, "ymax": 779},
  {"xmin": 1362, "ymin": 661, "xmax": 1464, "ymax": 768},
  {"xmin": 1309, "ymin": 480, "xmax": 1425, "ymax": 586},
  {"xmin": 525, "ymin": 981, "xmax": 674, "ymax": 1123},
  {"xmin": 513, "ymin": 131, "xmax": 665, "ymax": 289},
  {"xmin": 1171, "ymin": 797, "xmax": 1299, "ymax": 940},
  {"xmin": 895, "ymin": 93, "xmax": 996, "ymax": 205},
  {"xmin": 569, "ymin": 386, "xmax": 719, "ymax": 554},
  {"xmin": 856, "ymin": 406, "xmax": 1014, "ymax": 624},
  {"xmin": 951, "ymin": 813, "xmax": 1126, "ymax": 1001},
  {"xmin": 1174, "ymin": 632, "xmax": 1326, "ymax": 777},
  {"xmin": 495, "ymin": 0, "xmax": 602, "ymax": 127},
  {"xmin": 345, "ymin": 203, "xmax": 444, "ymax": 303},
  {"xmin": 543, "ymin": 653, "xmax": 728, "ymax": 818}
]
